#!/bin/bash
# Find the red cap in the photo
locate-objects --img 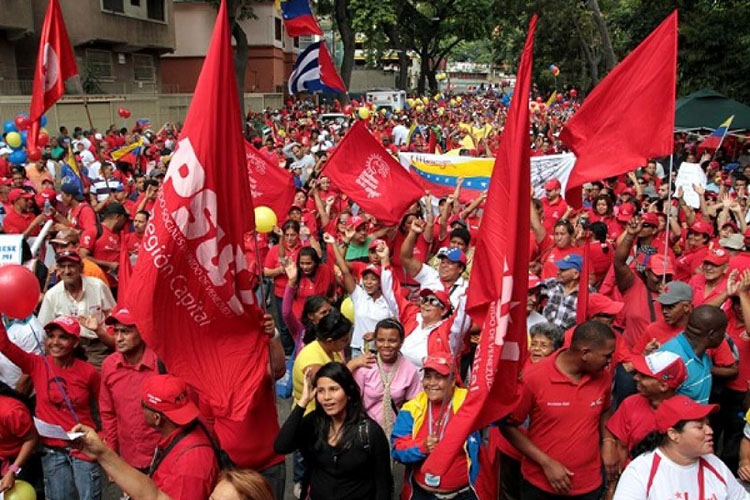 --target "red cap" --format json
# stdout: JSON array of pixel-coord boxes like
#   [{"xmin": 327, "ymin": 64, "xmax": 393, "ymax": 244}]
[
  {"xmin": 528, "ymin": 273, "xmax": 542, "ymax": 289},
  {"xmin": 422, "ymin": 351, "xmax": 455, "ymax": 376},
  {"xmin": 587, "ymin": 294, "xmax": 624, "ymax": 317},
  {"xmin": 641, "ymin": 173, "xmax": 652, "ymax": 182},
  {"xmin": 8, "ymin": 188, "xmax": 34, "ymax": 203},
  {"xmin": 361, "ymin": 264, "xmax": 382, "ymax": 278},
  {"xmin": 655, "ymin": 395, "xmax": 718, "ymax": 432},
  {"xmin": 346, "ymin": 215, "xmax": 367, "ymax": 229},
  {"xmin": 641, "ymin": 212, "xmax": 660, "ymax": 227},
  {"xmin": 0, "ymin": 177, "xmax": 11, "ymax": 186},
  {"xmin": 288, "ymin": 204, "xmax": 303, "ymax": 213},
  {"xmin": 689, "ymin": 220, "xmax": 714, "ymax": 237},
  {"xmin": 631, "ymin": 351, "xmax": 687, "ymax": 389},
  {"xmin": 704, "ymin": 247, "xmax": 729, "ymax": 266},
  {"xmin": 44, "ymin": 316, "xmax": 81, "ymax": 338},
  {"xmin": 369, "ymin": 238, "xmax": 385, "ymax": 250},
  {"xmin": 647, "ymin": 254, "xmax": 675, "ymax": 276},
  {"xmin": 616, "ymin": 203, "xmax": 635, "ymax": 222},
  {"xmin": 419, "ymin": 288, "xmax": 452, "ymax": 310},
  {"xmin": 141, "ymin": 375, "xmax": 201, "ymax": 425},
  {"xmin": 56, "ymin": 249, "xmax": 82, "ymax": 264},
  {"xmin": 105, "ymin": 307, "xmax": 137, "ymax": 327},
  {"xmin": 622, "ymin": 187, "xmax": 636, "ymax": 197},
  {"xmin": 544, "ymin": 178, "xmax": 561, "ymax": 191}
]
